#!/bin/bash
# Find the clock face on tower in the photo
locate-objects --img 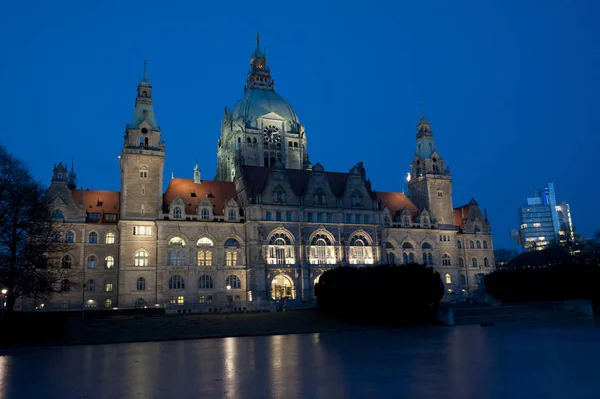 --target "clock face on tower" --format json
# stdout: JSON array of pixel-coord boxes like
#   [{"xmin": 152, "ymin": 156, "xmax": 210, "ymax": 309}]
[{"xmin": 263, "ymin": 125, "xmax": 281, "ymax": 144}]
